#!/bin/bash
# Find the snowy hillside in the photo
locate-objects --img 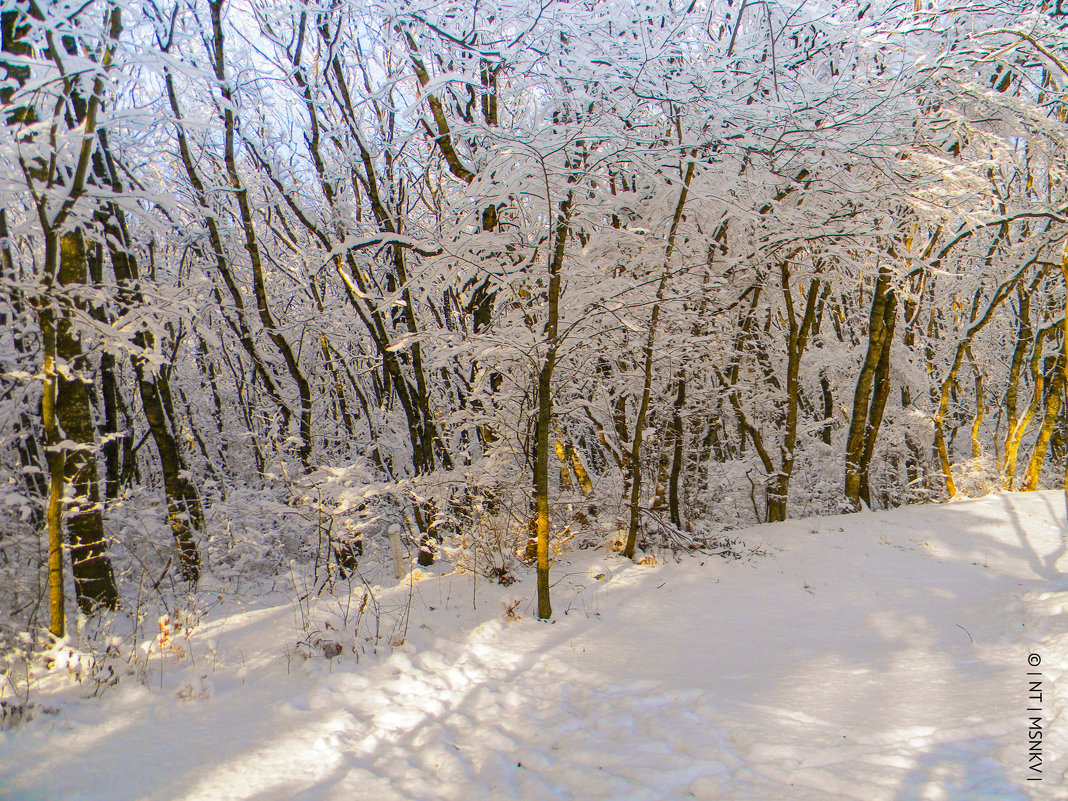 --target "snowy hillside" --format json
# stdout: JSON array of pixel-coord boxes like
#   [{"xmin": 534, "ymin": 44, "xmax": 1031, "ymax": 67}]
[{"xmin": 2, "ymin": 492, "xmax": 1066, "ymax": 801}]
